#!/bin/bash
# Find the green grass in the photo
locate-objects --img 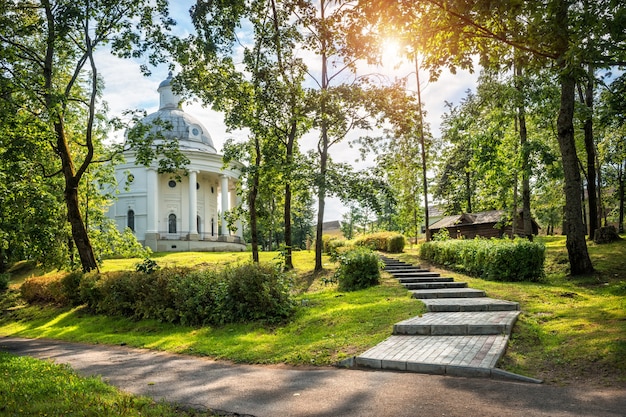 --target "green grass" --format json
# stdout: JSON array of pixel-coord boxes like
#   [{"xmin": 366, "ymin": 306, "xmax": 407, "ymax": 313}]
[
  {"xmin": 2, "ymin": 239, "xmax": 625, "ymax": 388},
  {"xmin": 0, "ymin": 250, "xmax": 423, "ymax": 366},
  {"xmin": 0, "ymin": 352, "xmax": 217, "ymax": 416},
  {"xmin": 400, "ymin": 235, "xmax": 626, "ymax": 386}
]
